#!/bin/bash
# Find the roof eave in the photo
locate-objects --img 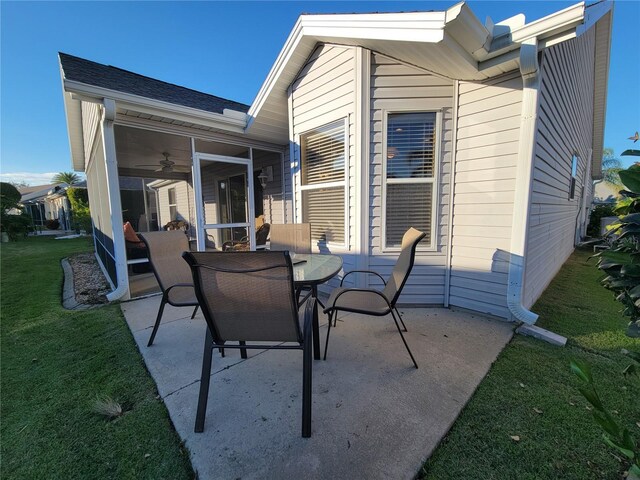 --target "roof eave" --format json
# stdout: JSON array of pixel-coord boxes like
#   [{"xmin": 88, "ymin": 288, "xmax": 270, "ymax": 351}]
[
  {"xmin": 62, "ymin": 79, "xmax": 250, "ymax": 152},
  {"xmin": 60, "ymin": 60, "xmax": 86, "ymax": 172}
]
